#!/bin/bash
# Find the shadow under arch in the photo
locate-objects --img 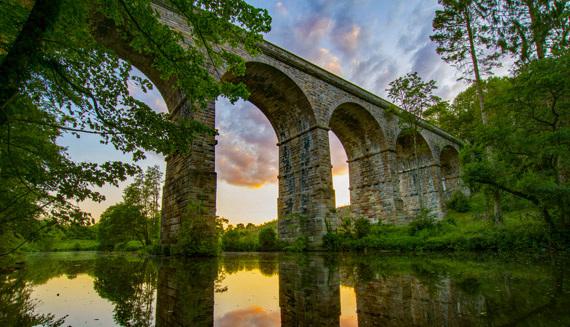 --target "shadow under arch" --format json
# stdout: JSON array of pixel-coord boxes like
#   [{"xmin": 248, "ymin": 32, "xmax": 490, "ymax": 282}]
[
  {"xmin": 395, "ymin": 130, "xmax": 442, "ymax": 218},
  {"xmin": 328, "ymin": 103, "xmax": 391, "ymax": 222},
  {"xmin": 222, "ymin": 61, "xmax": 335, "ymax": 245},
  {"xmin": 440, "ymin": 145, "xmax": 461, "ymax": 200}
]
